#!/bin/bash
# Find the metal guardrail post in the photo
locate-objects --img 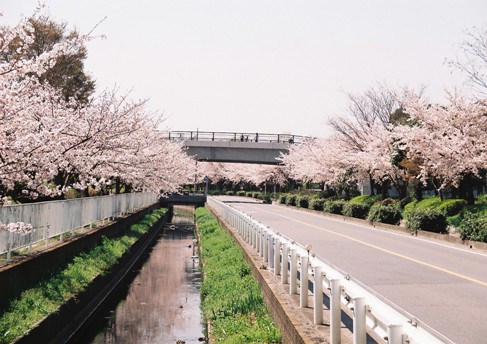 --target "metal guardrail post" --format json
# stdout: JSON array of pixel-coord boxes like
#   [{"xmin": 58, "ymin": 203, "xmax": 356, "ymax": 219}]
[
  {"xmin": 386, "ymin": 324, "xmax": 403, "ymax": 344},
  {"xmin": 274, "ymin": 237, "xmax": 281, "ymax": 276},
  {"xmin": 263, "ymin": 229, "xmax": 268, "ymax": 263},
  {"xmin": 290, "ymin": 248, "xmax": 298, "ymax": 294},
  {"xmin": 256, "ymin": 226, "xmax": 261, "ymax": 255},
  {"xmin": 353, "ymin": 296, "xmax": 367, "ymax": 344},
  {"xmin": 314, "ymin": 266, "xmax": 324, "ymax": 325},
  {"xmin": 330, "ymin": 279, "xmax": 342, "ymax": 344},
  {"xmin": 268, "ymin": 233, "xmax": 274, "ymax": 268},
  {"xmin": 300, "ymin": 255, "xmax": 309, "ymax": 308},
  {"xmin": 281, "ymin": 243, "xmax": 289, "ymax": 285}
]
